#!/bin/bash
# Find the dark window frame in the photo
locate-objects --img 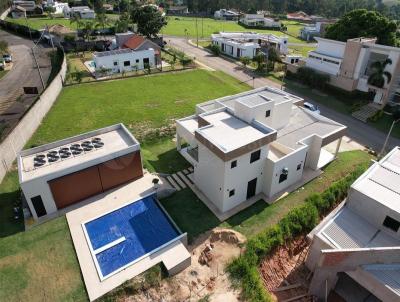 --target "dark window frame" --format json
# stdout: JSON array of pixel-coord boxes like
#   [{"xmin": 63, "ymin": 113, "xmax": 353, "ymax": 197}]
[
  {"xmin": 229, "ymin": 189, "xmax": 235, "ymax": 197},
  {"xmin": 231, "ymin": 160, "xmax": 237, "ymax": 169},
  {"xmin": 265, "ymin": 110, "xmax": 271, "ymax": 118},
  {"xmin": 297, "ymin": 163, "xmax": 302, "ymax": 171},
  {"xmin": 383, "ymin": 216, "xmax": 400, "ymax": 232},
  {"xmin": 250, "ymin": 150, "xmax": 261, "ymax": 163},
  {"xmin": 279, "ymin": 172, "xmax": 288, "ymax": 183},
  {"xmin": 123, "ymin": 60, "xmax": 130, "ymax": 67}
]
